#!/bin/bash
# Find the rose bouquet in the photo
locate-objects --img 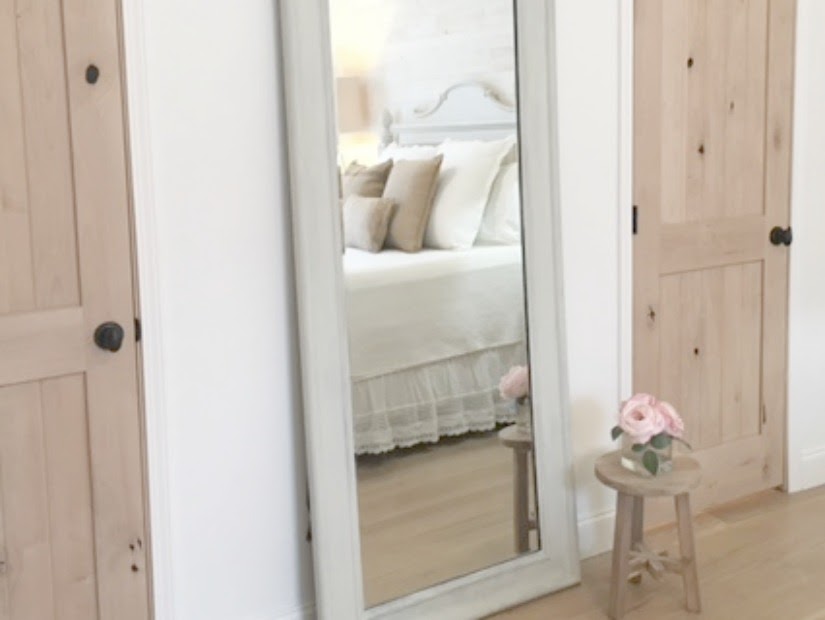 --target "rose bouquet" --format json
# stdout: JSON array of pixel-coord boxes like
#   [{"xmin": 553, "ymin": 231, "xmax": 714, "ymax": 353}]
[{"xmin": 611, "ymin": 393, "xmax": 689, "ymax": 476}]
